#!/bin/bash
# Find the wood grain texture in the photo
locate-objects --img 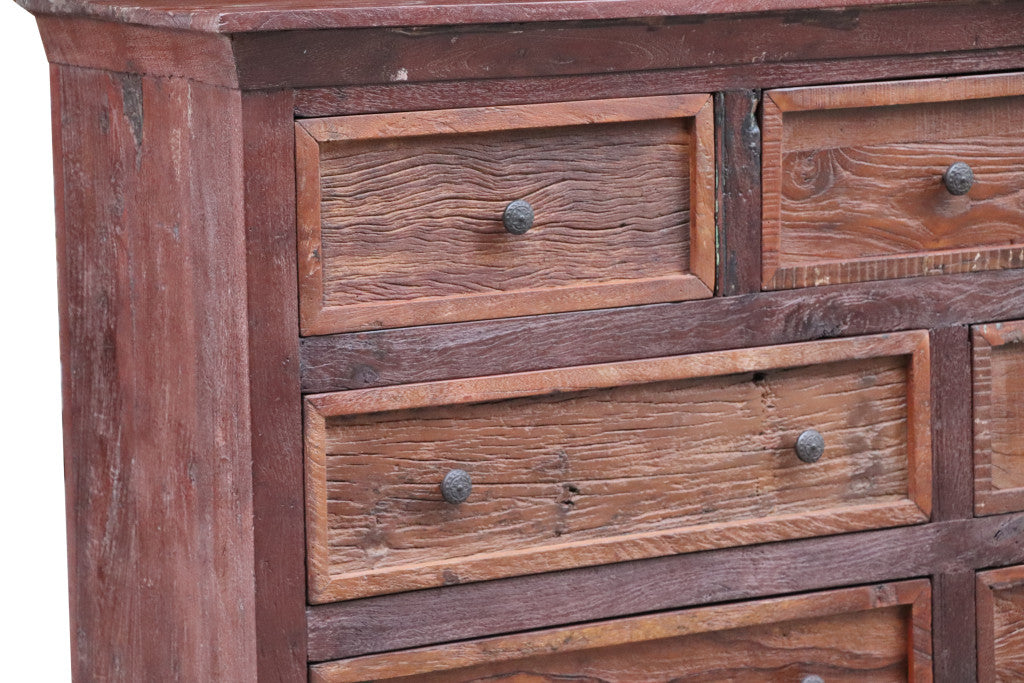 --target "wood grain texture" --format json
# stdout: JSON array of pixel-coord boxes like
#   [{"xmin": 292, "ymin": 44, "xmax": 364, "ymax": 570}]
[
  {"xmin": 716, "ymin": 89, "xmax": 762, "ymax": 296},
  {"xmin": 978, "ymin": 564, "xmax": 1024, "ymax": 682},
  {"xmin": 930, "ymin": 326, "xmax": 973, "ymax": 522},
  {"xmin": 933, "ymin": 572, "xmax": 977, "ymax": 683},
  {"xmin": 25, "ymin": 3, "xmax": 1024, "ymax": 89},
  {"xmin": 299, "ymin": 268, "xmax": 1024, "ymax": 394},
  {"xmin": 54, "ymin": 65, "xmax": 259, "ymax": 680},
  {"xmin": 52, "ymin": 66, "xmax": 307, "ymax": 683},
  {"xmin": 229, "ymin": 2, "xmax": 1024, "ymax": 89},
  {"xmin": 305, "ymin": 332, "xmax": 931, "ymax": 602},
  {"xmin": 16, "ymin": 0, "xmax": 970, "ymax": 32},
  {"xmin": 241, "ymin": 90, "xmax": 307, "ymax": 681},
  {"xmin": 294, "ymin": 48, "xmax": 1024, "ymax": 119},
  {"xmin": 763, "ymin": 73, "xmax": 1024, "ymax": 289},
  {"xmin": 37, "ymin": 16, "xmax": 239, "ymax": 88},
  {"xmin": 297, "ymin": 96, "xmax": 714, "ymax": 334},
  {"xmin": 308, "ymin": 512, "xmax": 1024, "ymax": 661},
  {"xmin": 974, "ymin": 320, "xmax": 1024, "ymax": 516},
  {"xmin": 311, "ymin": 579, "xmax": 932, "ymax": 682}
]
